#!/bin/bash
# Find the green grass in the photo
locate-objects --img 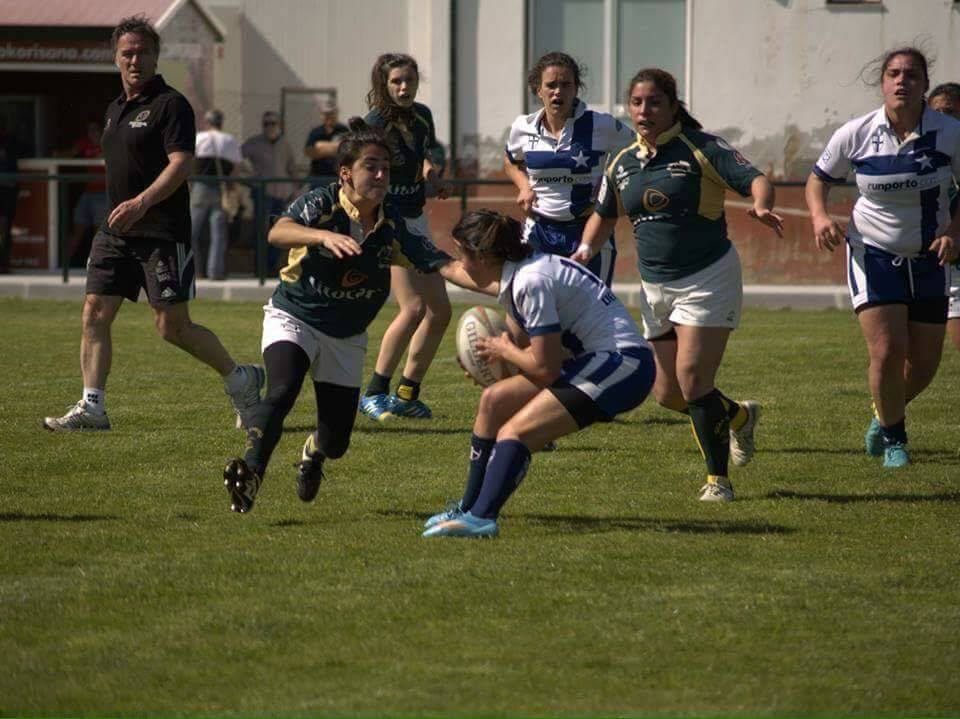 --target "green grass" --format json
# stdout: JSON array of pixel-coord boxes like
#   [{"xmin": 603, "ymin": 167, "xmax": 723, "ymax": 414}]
[{"xmin": 2, "ymin": 298, "xmax": 959, "ymax": 716}]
